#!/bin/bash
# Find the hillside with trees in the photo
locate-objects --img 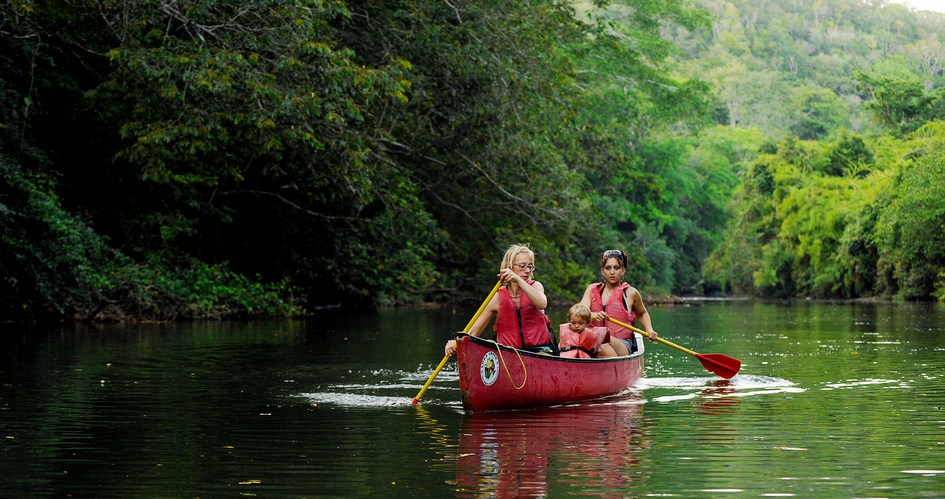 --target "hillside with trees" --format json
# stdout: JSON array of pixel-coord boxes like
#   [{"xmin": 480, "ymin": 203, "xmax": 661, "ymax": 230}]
[
  {"xmin": 1, "ymin": 0, "xmax": 943, "ymax": 322},
  {"xmin": 661, "ymin": 0, "xmax": 945, "ymax": 300}
]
